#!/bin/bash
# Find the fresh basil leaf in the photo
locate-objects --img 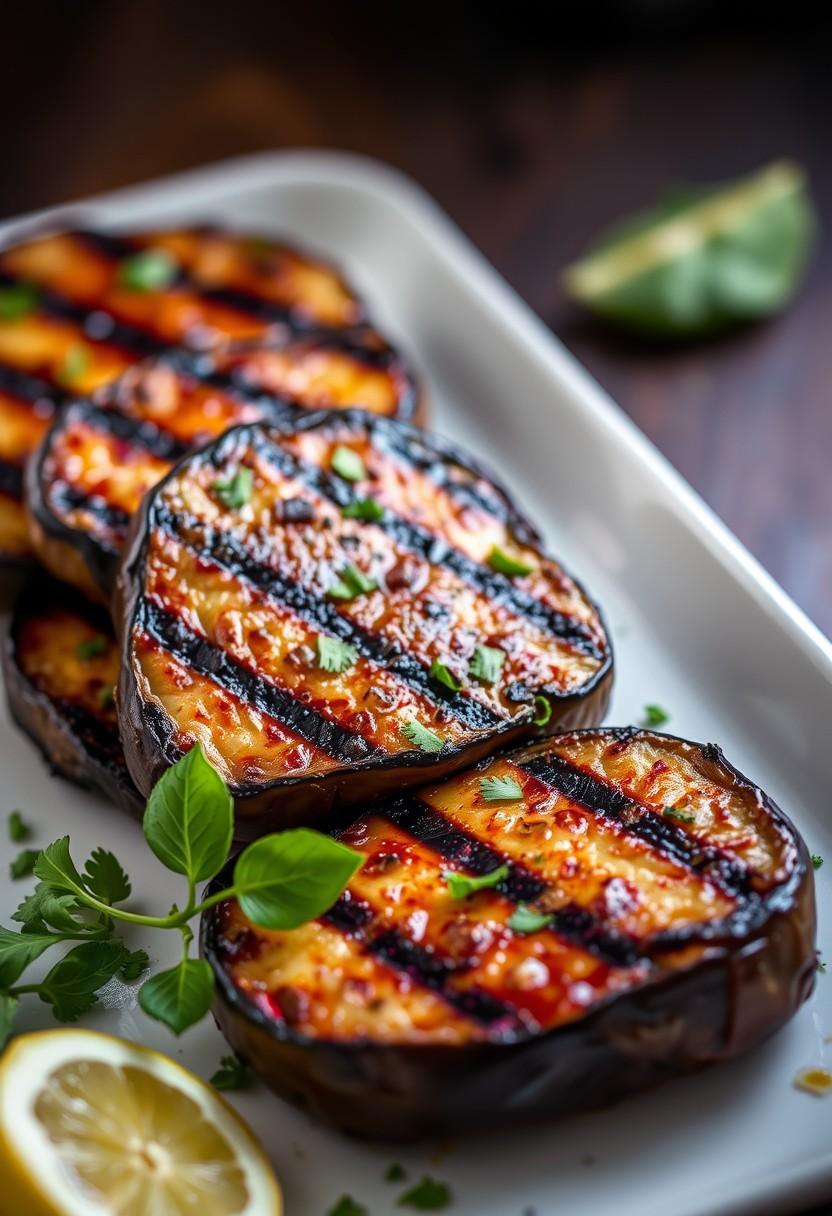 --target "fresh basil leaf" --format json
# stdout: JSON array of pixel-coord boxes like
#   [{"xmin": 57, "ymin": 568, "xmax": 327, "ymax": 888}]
[
  {"xmin": 487, "ymin": 545, "xmax": 534, "ymax": 577},
  {"xmin": 563, "ymin": 160, "xmax": 815, "ymax": 336},
  {"xmin": 331, "ymin": 445, "xmax": 367, "ymax": 482},
  {"xmin": 642, "ymin": 703, "xmax": 670, "ymax": 727},
  {"xmin": 212, "ymin": 467, "xmax": 253, "ymax": 510},
  {"xmin": 38, "ymin": 941, "xmax": 128, "ymax": 1022},
  {"xmin": 442, "ymin": 864, "xmax": 509, "ymax": 901},
  {"xmin": 468, "ymin": 644, "xmax": 506, "ymax": 685},
  {"xmin": 397, "ymin": 1175, "xmax": 453, "ymax": 1210},
  {"xmin": 400, "ymin": 720, "xmax": 444, "ymax": 754},
  {"xmin": 508, "ymin": 904, "xmax": 554, "ymax": 934},
  {"xmin": 120, "ymin": 948, "xmax": 150, "ymax": 981},
  {"xmin": 118, "ymin": 248, "xmax": 178, "ymax": 292},
  {"xmin": 75, "ymin": 634, "xmax": 108, "ymax": 660},
  {"xmin": 210, "ymin": 1053, "xmax": 251, "ymax": 1091},
  {"xmin": 327, "ymin": 563, "xmax": 378, "ymax": 600},
  {"xmin": 429, "ymin": 659, "xmax": 461, "ymax": 693},
  {"xmin": 234, "ymin": 828, "xmax": 363, "ymax": 930},
  {"xmin": 57, "ymin": 344, "xmax": 90, "ymax": 390},
  {"xmin": 35, "ymin": 837, "xmax": 91, "ymax": 898},
  {"xmin": 143, "ymin": 744, "xmax": 233, "ymax": 883},
  {"xmin": 317, "ymin": 635, "xmax": 359, "ymax": 674},
  {"xmin": 138, "ymin": 958, "xmax": 214, "ymax": 1035},
  {"xmin": 532, "ymin": 696, "xmax": 552, "ymax": 727},
  {"xmin": 328, "ymin": 1197, "xmax": 367, "ymax": 1216},
  {"xmin": 479, "ymin": 775, "xmax": 523, "ymax": 803},
  {"xmin": 0, "ymin": 926, "xmax": 64, "ymax": 987},
  {"xmin": 0, "ymin": 992, "xmax": 18, "ymax": 1049},
  {"xmin": 342, "ymin": 496, "xmax": 384, "ymax": 522},
  {"xmin": 0, "ymin": 282, "xmax": 38, "ymax": 321},
  {"xmin": 83, "ymin": 849, "xmax": 131, "ymax": 905},
  {"xmin": 10, "ymin": 849, "xmax": 39, "ymax": 880},
  {"xmin": 7, "ymin": 811, "xmax": 31, "ymax": 843}
]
